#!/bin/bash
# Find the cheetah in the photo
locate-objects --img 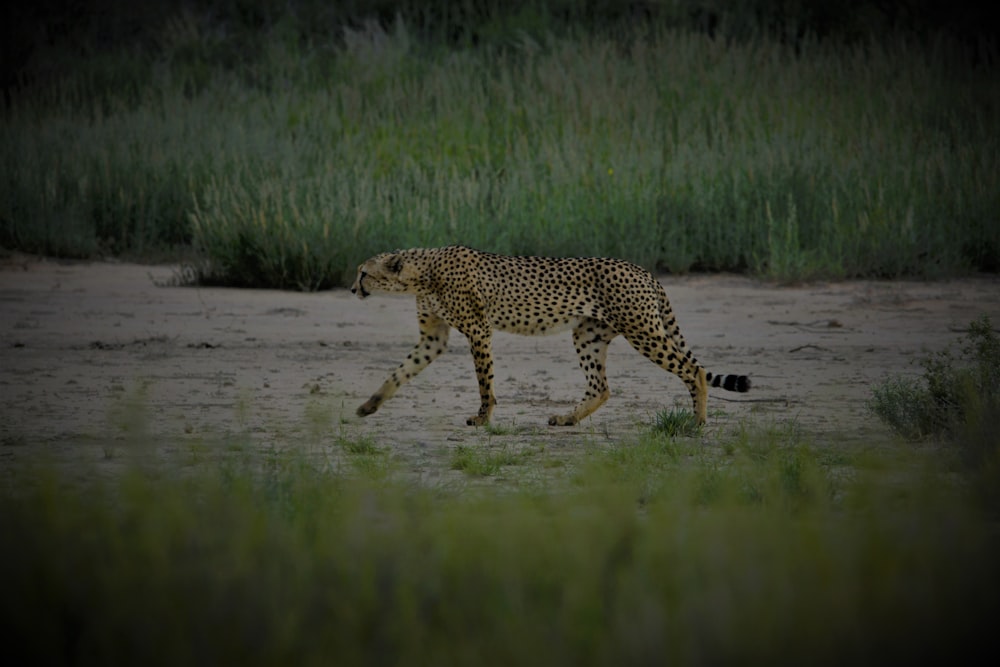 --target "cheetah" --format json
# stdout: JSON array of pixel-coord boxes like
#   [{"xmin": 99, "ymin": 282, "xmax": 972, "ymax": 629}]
[{"xmin": 351, "ymin": 245, "xmax": 749, "ymax": 426}]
